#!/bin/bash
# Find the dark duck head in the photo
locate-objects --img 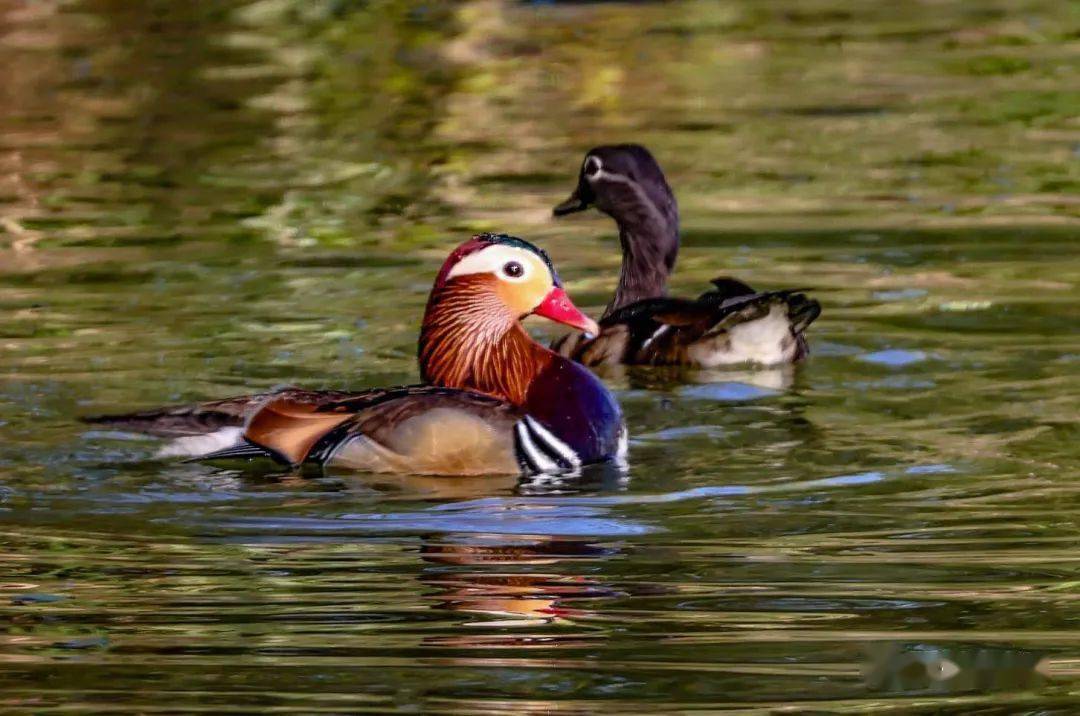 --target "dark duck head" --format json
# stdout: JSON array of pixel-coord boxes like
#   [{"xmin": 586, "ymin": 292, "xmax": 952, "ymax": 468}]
[
  {"xmin": 554, "ymin": 144, "xmax": 679, "ymax": 317},
  {"xmin": 419, "ymin": 233, "xmax": 622, "ymax": 463}
]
